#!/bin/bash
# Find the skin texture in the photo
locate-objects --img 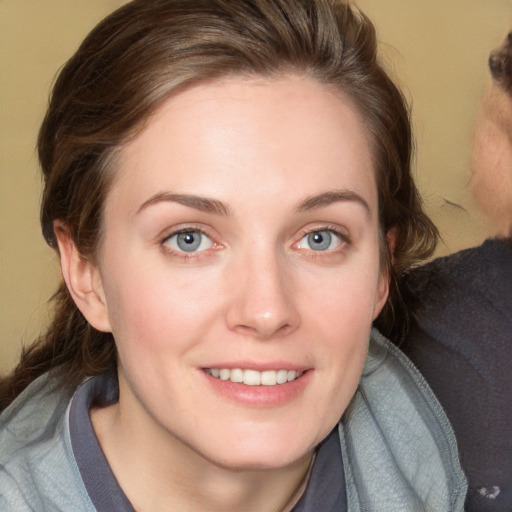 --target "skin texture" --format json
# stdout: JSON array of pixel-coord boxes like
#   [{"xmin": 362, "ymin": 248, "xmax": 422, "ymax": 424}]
[
  {"xmin": 56, "ymin": 75, "xmax": 389, "ymax": 512},
  {"xmin": 470, "ymin": 82, "xmax": 512, "ymax": 235}
]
